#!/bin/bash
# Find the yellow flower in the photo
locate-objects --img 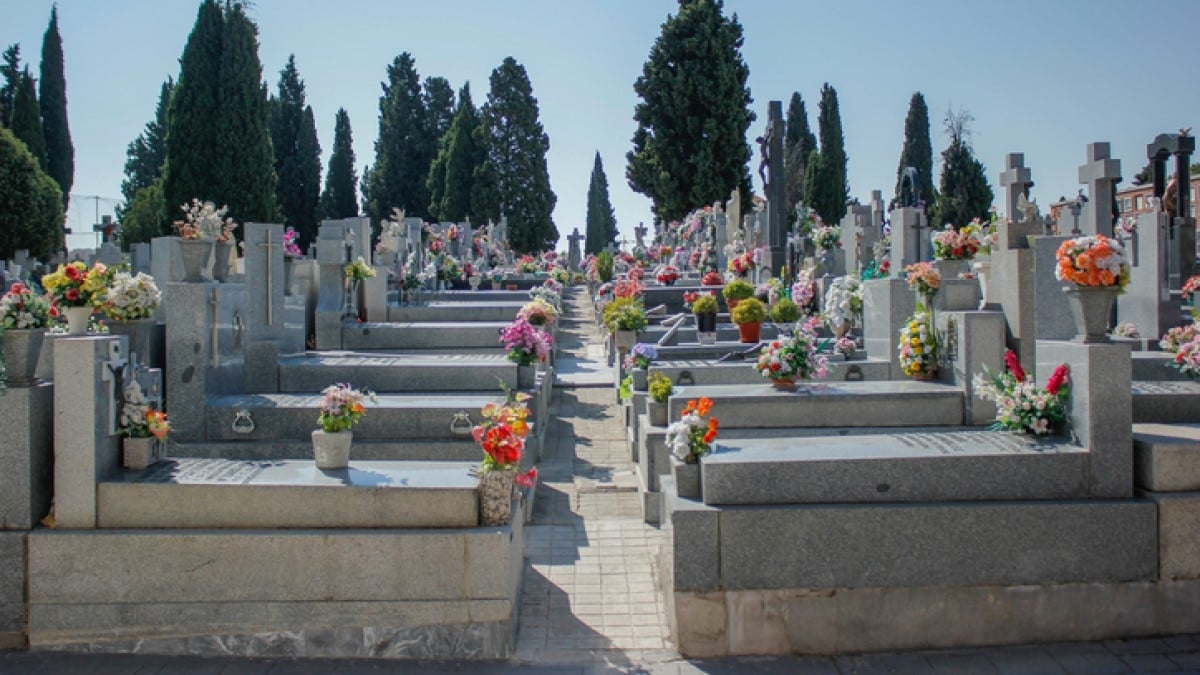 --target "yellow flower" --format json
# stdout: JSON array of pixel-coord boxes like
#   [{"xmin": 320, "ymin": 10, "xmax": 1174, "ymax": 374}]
[{"xmin": 41, "ymin": 272, "xmax": 64, "ymax": 291}]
